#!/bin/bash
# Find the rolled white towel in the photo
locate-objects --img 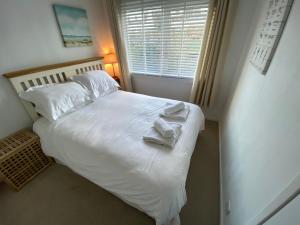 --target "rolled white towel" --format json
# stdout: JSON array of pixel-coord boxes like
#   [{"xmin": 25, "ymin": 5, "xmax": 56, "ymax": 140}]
[
  {"xmin": 161, "ymin": 105, "xmax": 190, "ymax": 121},
  {"xmin": 164, "ymin": 102, "xmax": 185, "ymax": 115},
  {"xmin": 143, "ymin": 123, "xmax": 182, "ymax": 149},
  {"xmin": 154, "ymin": 118, "xmax": 174, "ymax": 138}
]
